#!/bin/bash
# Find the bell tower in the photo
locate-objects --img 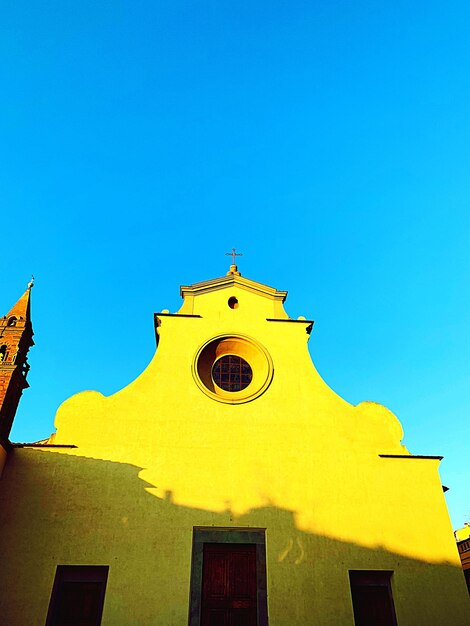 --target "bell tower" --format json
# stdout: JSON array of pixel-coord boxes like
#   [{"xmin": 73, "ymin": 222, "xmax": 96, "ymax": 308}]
[{"xmin": 0, "ymin": 280, "xmax": 34, "ymax": 440}]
